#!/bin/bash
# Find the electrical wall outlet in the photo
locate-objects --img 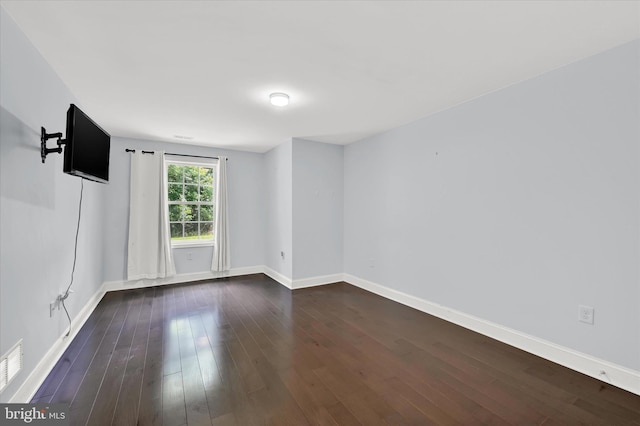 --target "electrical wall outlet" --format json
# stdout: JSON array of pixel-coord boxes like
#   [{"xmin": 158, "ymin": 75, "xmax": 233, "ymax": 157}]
[
  {"xmin": 280, "ymin": 251, "xmax": 285, "ymax": 260},
  {"xmin": 187, "ymin": 252, "xmax": 193, "ymax": 260},
  {"xmin": 579, "ymin": 305, "xmax": 594, "ymax": 324}
]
